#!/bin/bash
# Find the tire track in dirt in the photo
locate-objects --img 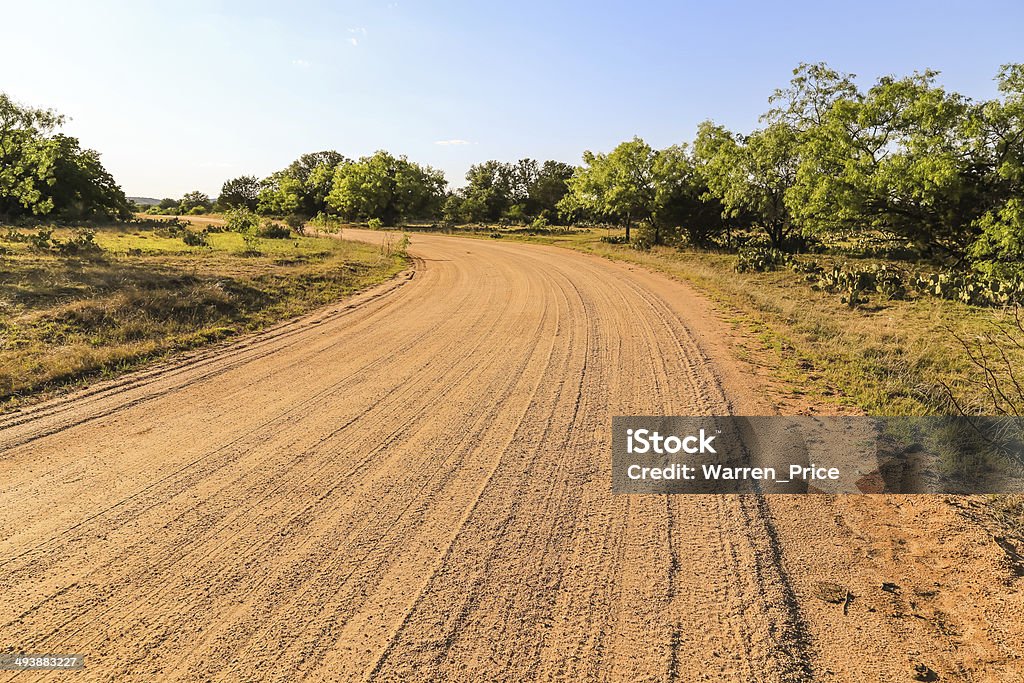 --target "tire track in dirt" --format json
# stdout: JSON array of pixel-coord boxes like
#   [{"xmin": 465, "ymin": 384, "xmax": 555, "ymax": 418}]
[{"xmin": 2, "ymin": 230, "xmax": 1022, "ymax": 682}]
